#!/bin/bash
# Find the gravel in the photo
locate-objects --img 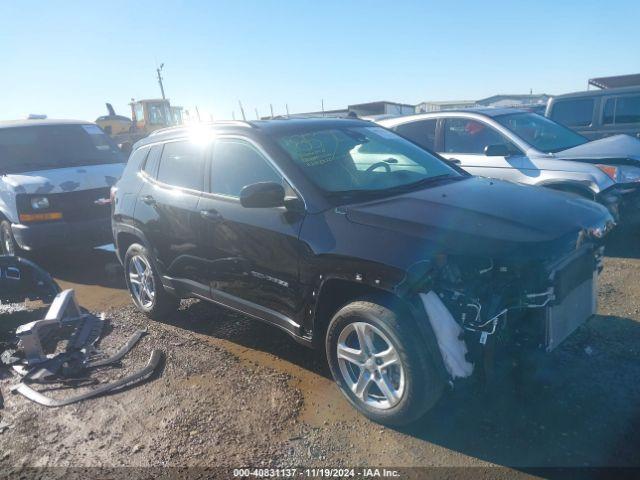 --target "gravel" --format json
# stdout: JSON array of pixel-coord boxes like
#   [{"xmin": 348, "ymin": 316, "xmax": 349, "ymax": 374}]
[{"xmin": 1, "ymin": 232, "xmax": 640, "ymax": 470}]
